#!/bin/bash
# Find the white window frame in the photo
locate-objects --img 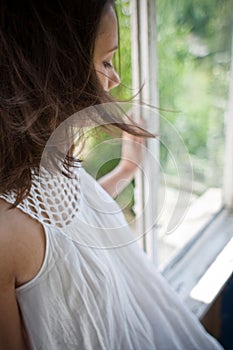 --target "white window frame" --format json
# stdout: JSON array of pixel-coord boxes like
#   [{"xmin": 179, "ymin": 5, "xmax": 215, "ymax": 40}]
[
  {"xmin": 131, "ymin": 0, "xmax": 159, "ymax": 264},
  {"xmin": 223, "ymin": 34, "xmax": 233, "ymax": 211},
  {"xmin": 130, "ymin": 0, "xmax": 233, "ymax": 318}
]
